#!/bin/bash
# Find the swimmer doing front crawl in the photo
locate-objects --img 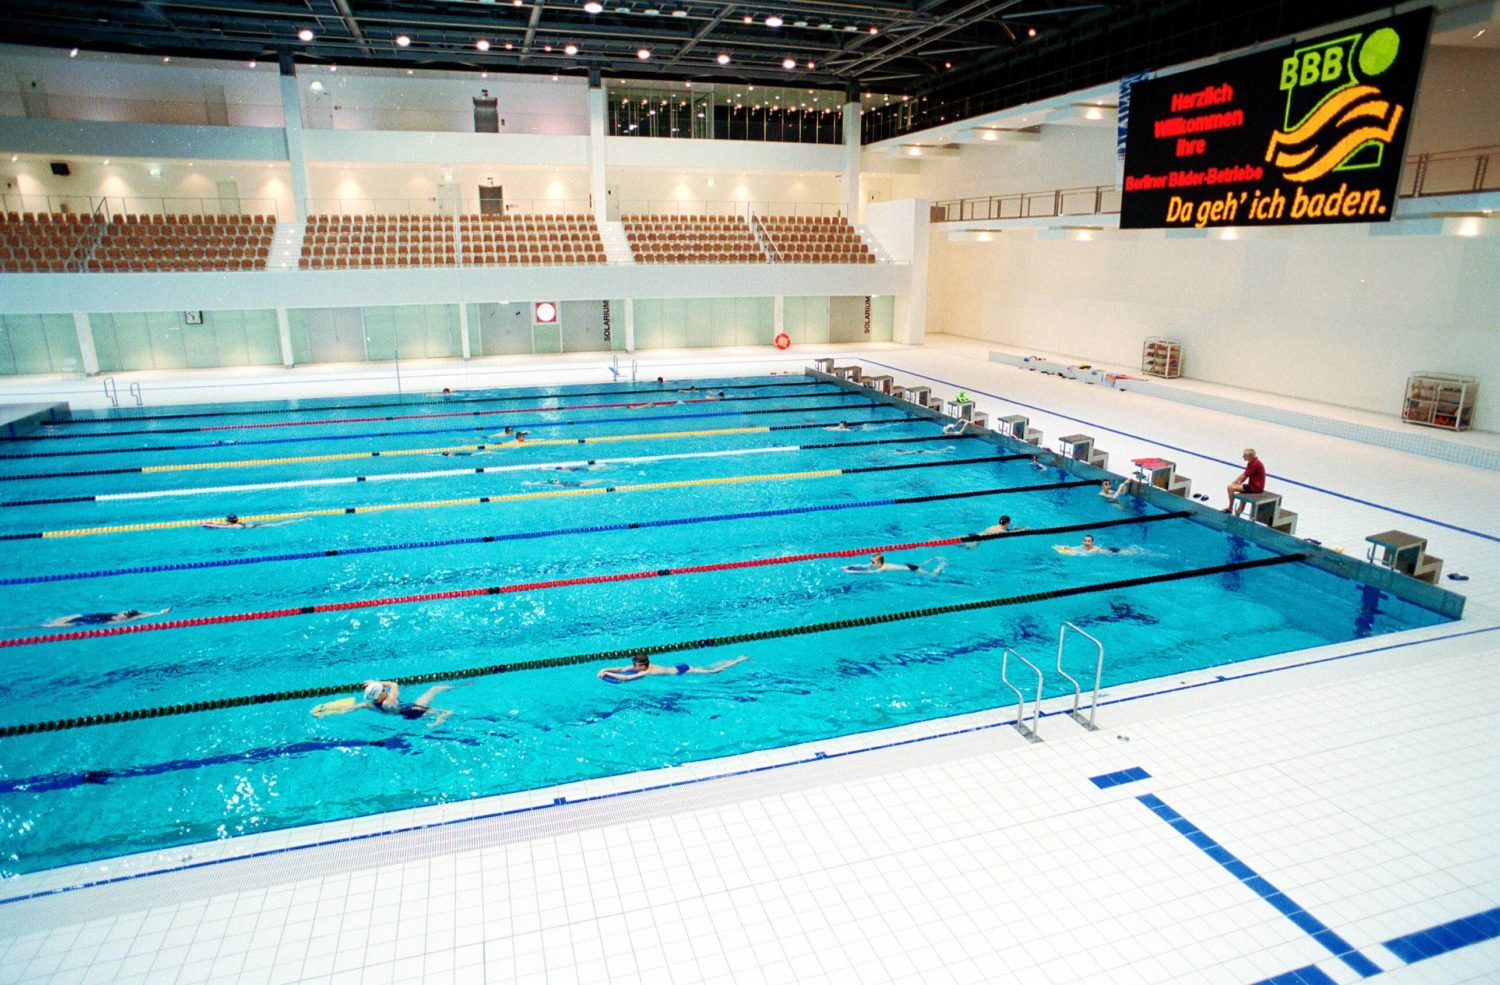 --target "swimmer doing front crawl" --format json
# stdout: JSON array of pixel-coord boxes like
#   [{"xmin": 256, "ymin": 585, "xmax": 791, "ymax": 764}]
[
  {"xmin": 597, "ymin": 654, "xmax": 748, "ymax": 683},
  {"xmin": 311, "ymin": 680, "xmax": 455, "ymax": 727},
  {"xmin": 844, "ymin": 552, "xmax": 946, "ymax": 575},
  {"xmin": 41, "ymin": 607, "xmax": 171, "ymax": 628}
]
